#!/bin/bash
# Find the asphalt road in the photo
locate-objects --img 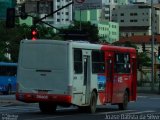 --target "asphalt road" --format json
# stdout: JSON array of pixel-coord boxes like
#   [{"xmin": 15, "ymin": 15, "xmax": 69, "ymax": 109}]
[{"xmin": 0, "ymin": 94, "xmax": 160, "ymax": 120}]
